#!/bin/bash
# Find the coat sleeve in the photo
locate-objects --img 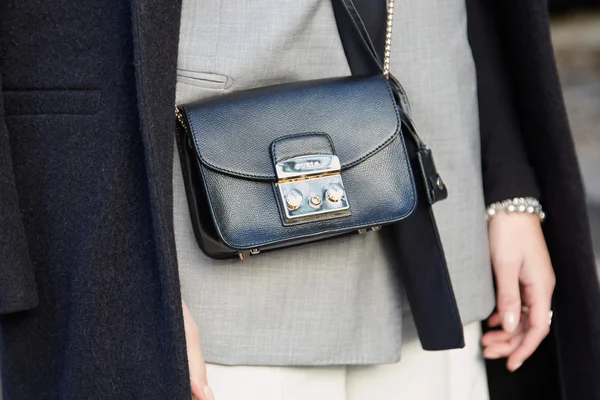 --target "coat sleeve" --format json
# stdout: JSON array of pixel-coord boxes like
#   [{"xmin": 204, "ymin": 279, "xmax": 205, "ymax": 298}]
[
  {"xmin": 466, "ymin": 0, "xmax": 542, "ymax": 204},
  {"xmin": 0, "ymin": 68, "xmax": 39, "ymax": 314}
]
